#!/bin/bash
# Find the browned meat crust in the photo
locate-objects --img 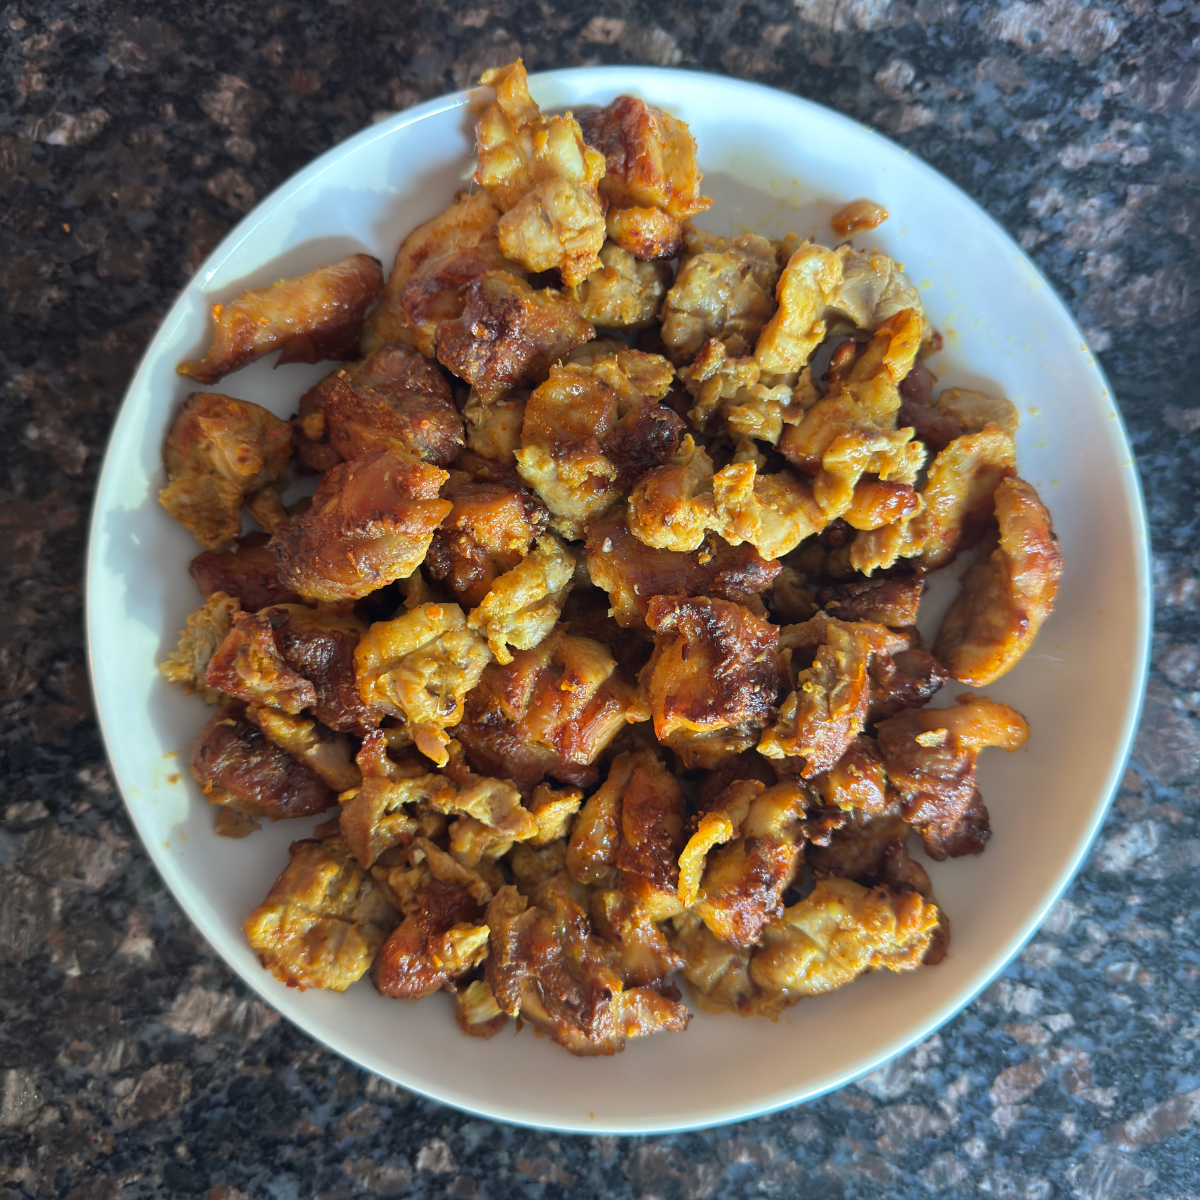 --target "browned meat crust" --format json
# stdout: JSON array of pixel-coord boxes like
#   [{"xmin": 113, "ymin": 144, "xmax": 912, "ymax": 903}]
[{"xmin": 190, "ymin": 532, "xmax": 301, "ymax": 609}]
